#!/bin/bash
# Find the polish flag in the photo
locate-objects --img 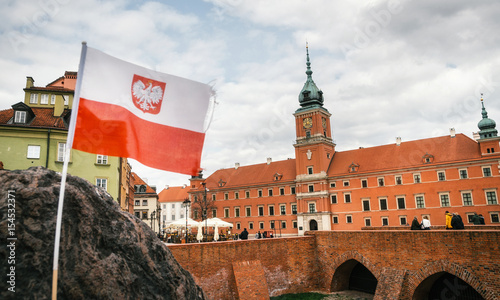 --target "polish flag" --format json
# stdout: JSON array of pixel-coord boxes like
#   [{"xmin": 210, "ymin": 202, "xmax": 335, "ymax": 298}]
[{"xmin": 69, "ymin": 44, "xmax": 212, "ymax": 176}]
